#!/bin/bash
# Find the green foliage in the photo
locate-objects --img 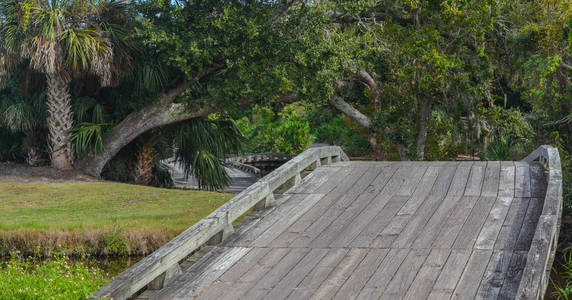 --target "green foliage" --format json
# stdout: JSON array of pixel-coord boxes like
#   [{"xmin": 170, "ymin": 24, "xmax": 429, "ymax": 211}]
[
  {"xmin": 0, "ymin": 127, "xmax": 23, "ymax": 162},
  {"xmin": 172, "ymin": 117, "xmax": 244, "ymax": 190},
  {"xmin": 483, "ymin": 136, "xmax": 518, "ymax": 161},
  {"xmin": 70, "ymin": 123, "xmax": 108, "ymax": 155},
  {"xmin": 311, "ymin": 114, "xmax": 371, "ymax": 157},
  {"xmin": 552, "ymin": 248, "xmax": 572, "ymax": 300},
  {"xmin": 235, "ymin": 104, "xmax": 313, "ymax": 155},
  {"xmin": 0, "ymin": 254, "xmax": 108, "ymax": 300},
  {"xmin": 424, "ymin": 108, "xmax": 461, "ymax": 160}
]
